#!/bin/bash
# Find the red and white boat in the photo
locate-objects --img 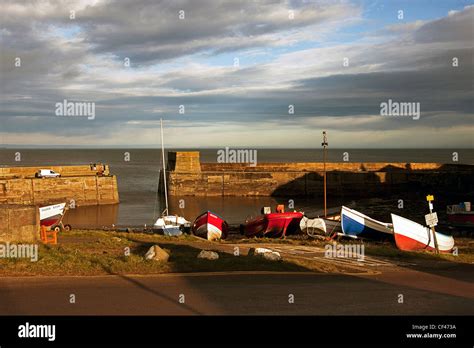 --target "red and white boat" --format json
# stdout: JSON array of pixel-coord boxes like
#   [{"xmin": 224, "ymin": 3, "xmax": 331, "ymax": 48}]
[
  {"xmin": 192, "ymin": 211, "xmax": 229, "ymax": 241},
  {"xmin": 39, "ymin": 203, "xmax": 66, "ymax": 227},
  {"xmin": 447, "ymin": 202, "xmax": 474, "ymax": 227},
  {"xmin": 242, "ymin": 206, "xmax": 303, "ymax": 238},
  {"xmin": 391, "ymin": 213, "xmax": 454, "ymax": 253}
]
